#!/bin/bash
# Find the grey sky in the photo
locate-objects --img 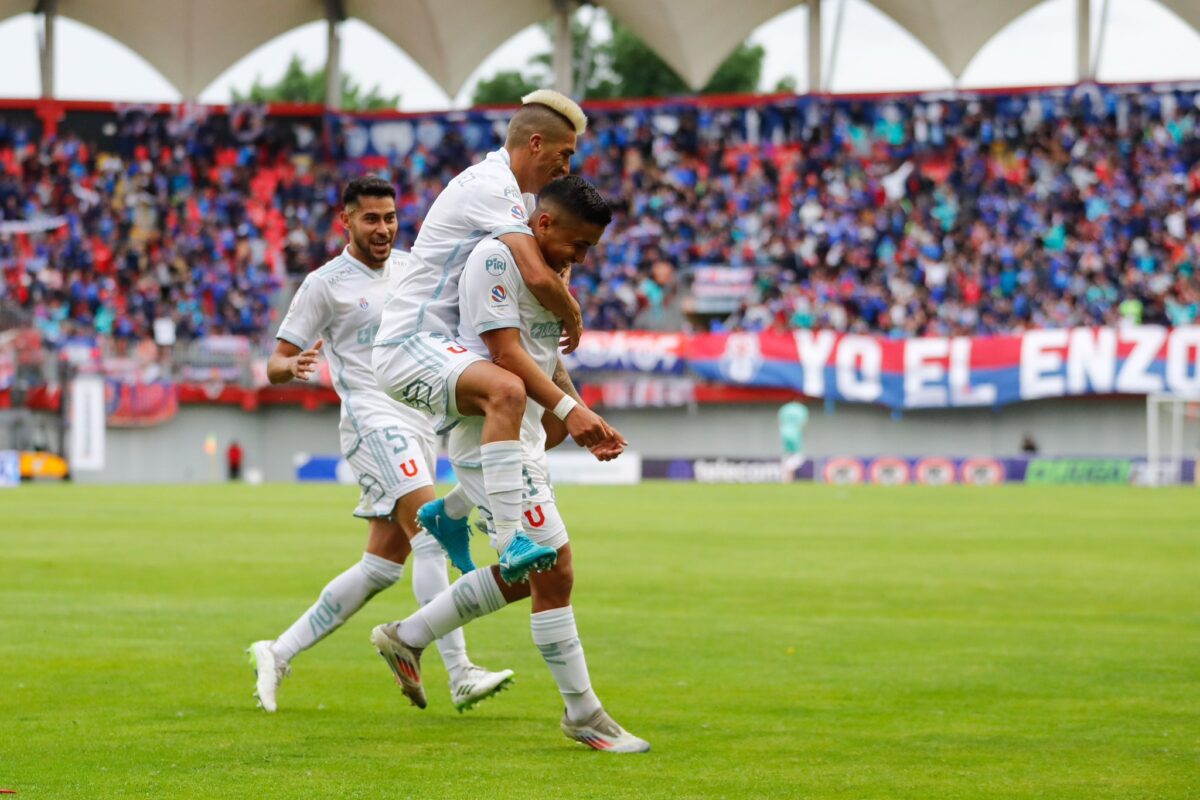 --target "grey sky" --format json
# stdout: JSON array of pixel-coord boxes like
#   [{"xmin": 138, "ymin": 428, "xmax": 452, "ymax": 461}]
[{"xmin": 0, "ymin": 0, "xmax": 1197, "ymax": 109}]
